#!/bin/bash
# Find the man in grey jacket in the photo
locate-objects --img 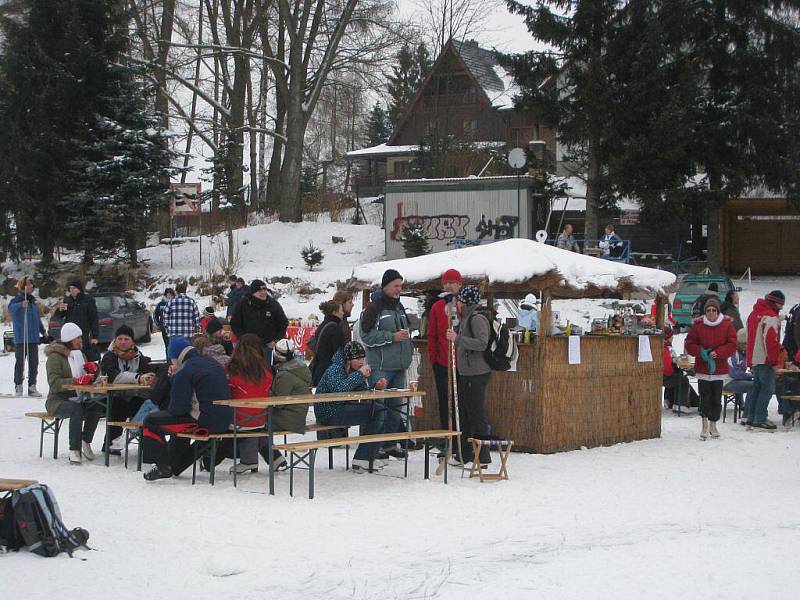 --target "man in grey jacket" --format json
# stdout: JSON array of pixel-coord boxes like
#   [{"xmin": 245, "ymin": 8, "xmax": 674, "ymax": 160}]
[
  {"xmin": 360, "ymin": 269, "xmax": 413, "ymax": 458},
  {"xmin": 446, "ymin": 285, "xmax": 492, "ymax": 466}
]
